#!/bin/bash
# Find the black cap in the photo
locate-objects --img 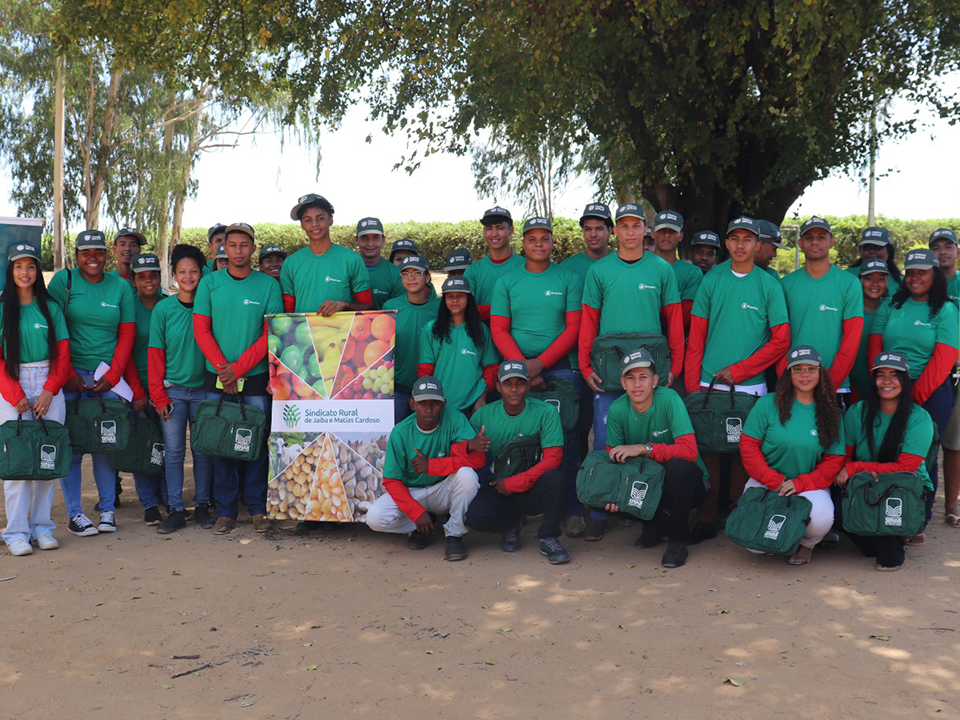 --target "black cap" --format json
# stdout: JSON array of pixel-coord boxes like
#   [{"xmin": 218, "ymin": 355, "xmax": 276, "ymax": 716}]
[
  {"xmin": 290, "ymin": 193, "xmax": 335, "ymax": 221},
  {"xmin": 207, "ymin": 223, "xmax": 227, "ymax": 241},
  {"xmin": 480, "ymin": 206, "xmax": 513, "ymax": 225}
]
